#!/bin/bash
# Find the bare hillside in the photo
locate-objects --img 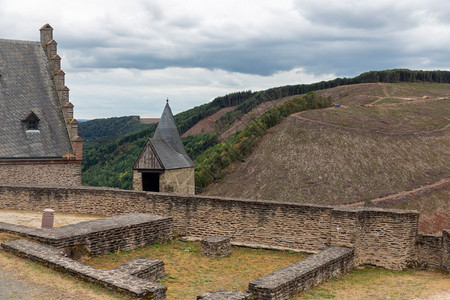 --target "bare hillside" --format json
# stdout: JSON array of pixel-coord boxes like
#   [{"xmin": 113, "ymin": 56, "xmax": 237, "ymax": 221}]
[
  {"xmin": 202, "ymin": 83, "xmax": 450, "ymax": 212},
  {"xmin": 182, "ymin": 106, "xmax": 236, "ymax": 137}
]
